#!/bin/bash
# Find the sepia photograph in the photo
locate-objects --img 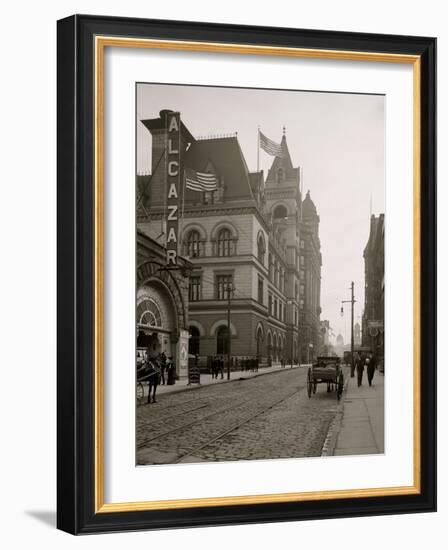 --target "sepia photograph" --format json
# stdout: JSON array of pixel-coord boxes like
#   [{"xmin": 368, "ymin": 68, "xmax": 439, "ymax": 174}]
[{"xmin": 135, "ymin": 82, "xmax": 385, "ymax": 466}]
